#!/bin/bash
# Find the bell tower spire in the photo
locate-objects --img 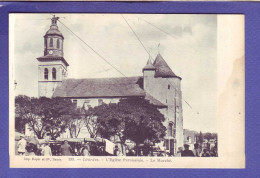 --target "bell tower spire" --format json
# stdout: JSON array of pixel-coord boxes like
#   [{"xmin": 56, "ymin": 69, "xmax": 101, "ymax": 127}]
[
  {"xmin": 37, "ymin": 16, "xmax": 69, "ymax": 98},
  {"xmin": 43, "ymin": 15, "xmax": 64, "ymax": 57}
]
